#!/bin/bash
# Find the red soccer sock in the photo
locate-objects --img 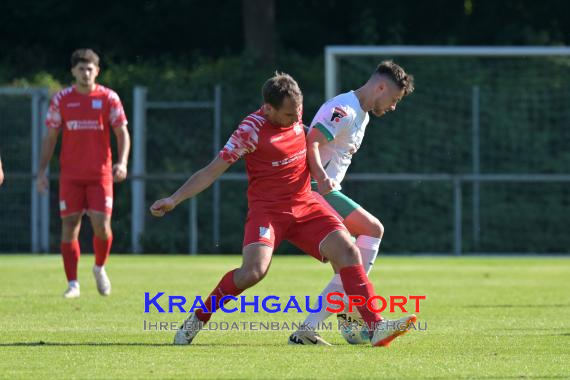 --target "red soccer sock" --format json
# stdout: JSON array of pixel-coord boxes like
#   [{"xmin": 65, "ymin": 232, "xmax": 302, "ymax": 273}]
[
  {"xmin": 195, "ymin": 269, "xmax": 243, "ymax": 323},
  {"xmin": 61, "ymin": 240, "xmax": 81, "ymax": 281},
  {"xmin": 93, "ymin": 235, "xmax": 113, "ymax": 266},
  {"xmin": 339, "ymin": 264, "xmax": 383, "ymax": 331}
]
